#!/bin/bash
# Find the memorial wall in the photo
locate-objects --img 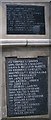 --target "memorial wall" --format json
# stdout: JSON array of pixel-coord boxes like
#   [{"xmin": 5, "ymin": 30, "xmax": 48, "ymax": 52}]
[{"xmin": 0, "ymin": 0, "xmax": 51, "ymax": 120}]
